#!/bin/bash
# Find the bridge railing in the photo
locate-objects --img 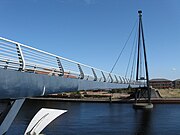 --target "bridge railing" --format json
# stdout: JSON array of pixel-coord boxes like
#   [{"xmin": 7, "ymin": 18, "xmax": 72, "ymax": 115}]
[{"xmin": 0, "ymin": 37, "xmax": 138, "ymax": 85}]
